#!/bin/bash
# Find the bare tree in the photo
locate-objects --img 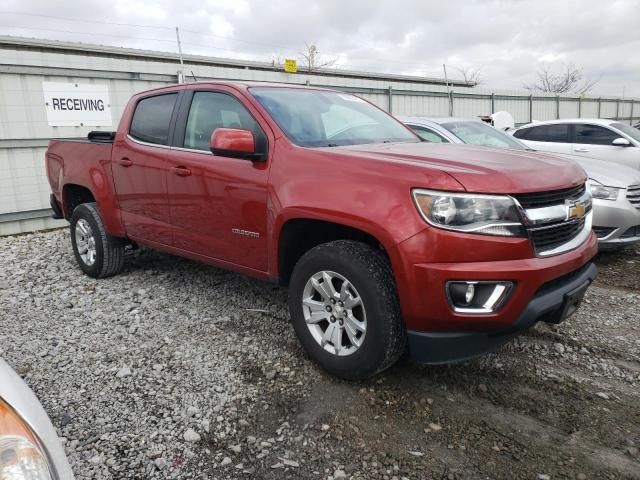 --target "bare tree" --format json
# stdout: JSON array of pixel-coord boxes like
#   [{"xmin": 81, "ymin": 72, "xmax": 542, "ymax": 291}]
[
  {"xmin": 524, "ymin": 63, "xmax": 598, "ymax": 95},
  {"xmin": 457, "ymin": 67, "xmax": 482, "ymax": 86},
  {"xmin": 299, "ymin": 43, "xmax": 337, "ymax": 72}
]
